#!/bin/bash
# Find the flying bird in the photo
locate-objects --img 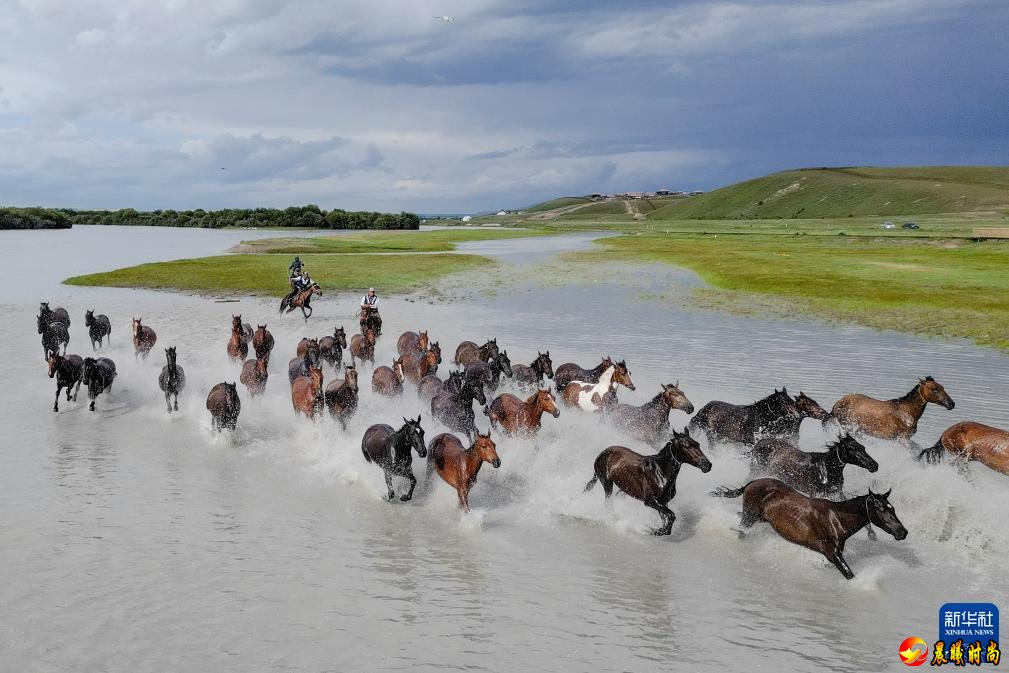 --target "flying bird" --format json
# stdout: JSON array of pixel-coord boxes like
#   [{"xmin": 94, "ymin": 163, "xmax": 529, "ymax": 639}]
[{"xmin": 434, "ymin": 15, "xmax": 455, "ymax": 22}]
